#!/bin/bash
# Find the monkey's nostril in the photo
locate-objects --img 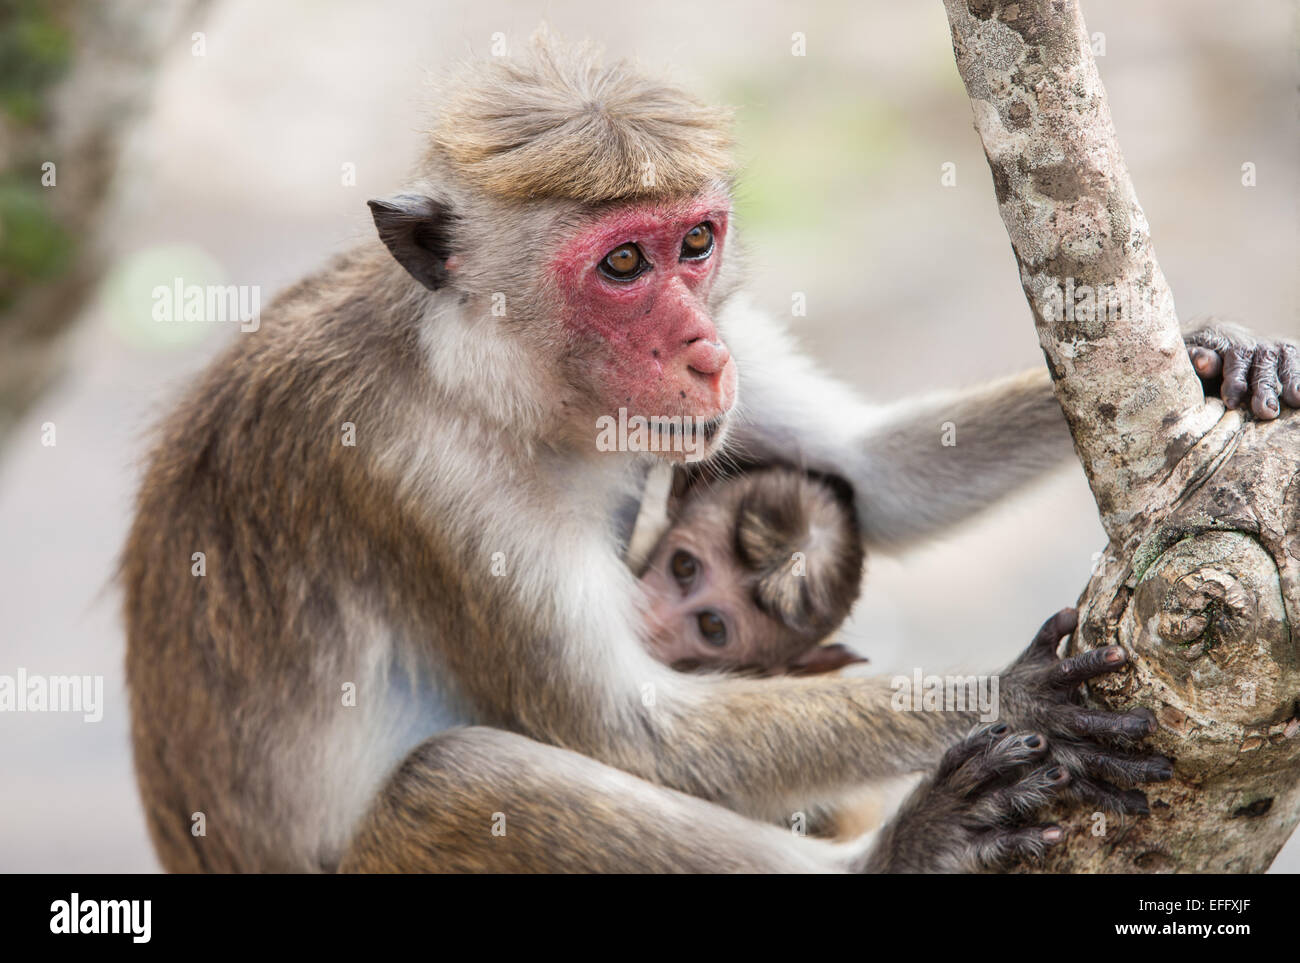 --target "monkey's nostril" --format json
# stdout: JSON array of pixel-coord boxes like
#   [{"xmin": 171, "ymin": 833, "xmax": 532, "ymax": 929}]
[{"xmin": 683, "ymin": 339, "xmax": 730, "ymax": 377}]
